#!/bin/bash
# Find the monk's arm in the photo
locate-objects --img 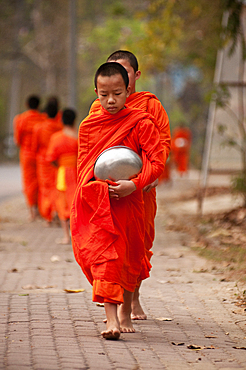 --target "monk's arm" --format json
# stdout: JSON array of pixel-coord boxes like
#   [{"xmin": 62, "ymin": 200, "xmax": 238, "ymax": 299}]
[
  {"xmin": 46, "ymin": 135, "xmax": 59, "ymax": 165},
  {"xmin": 13, "ymin": 116, "xmax": 22, "ymax": 146},
  {"xmin": 148, "ymin": 98, "xmax": 171, "ymax": 163},
  {"xmin": 132, "ymin": 118, "xmax": 164, "ymax": 190}
]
